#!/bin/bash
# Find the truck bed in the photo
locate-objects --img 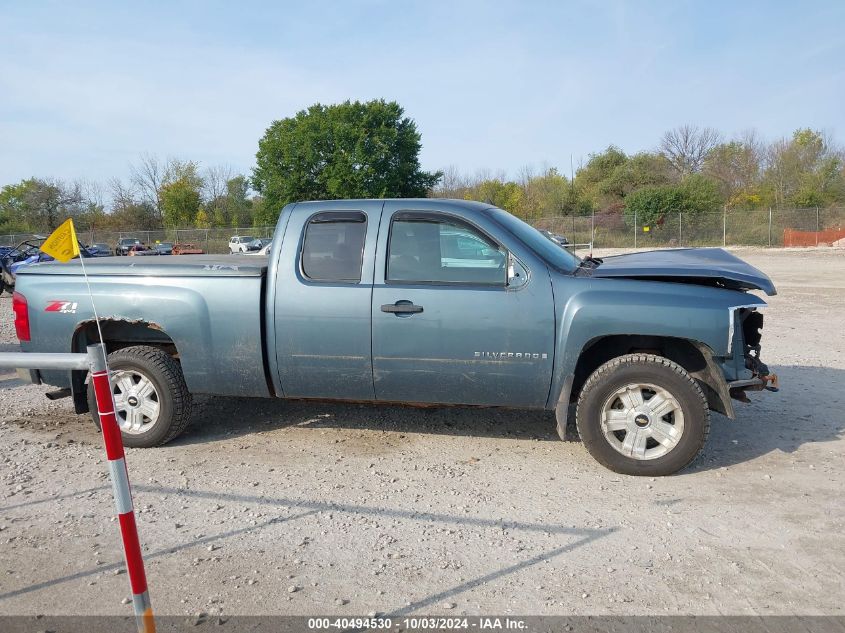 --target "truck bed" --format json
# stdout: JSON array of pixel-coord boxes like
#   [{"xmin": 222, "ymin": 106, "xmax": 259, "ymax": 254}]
[{"xmin": 17, "ymin": 255, "xmax": 271, "ymax": 398}]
